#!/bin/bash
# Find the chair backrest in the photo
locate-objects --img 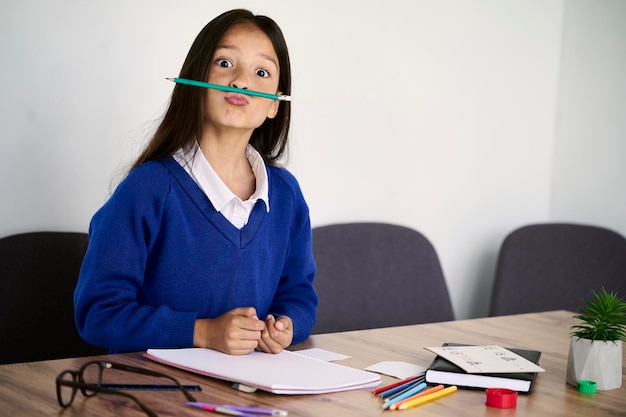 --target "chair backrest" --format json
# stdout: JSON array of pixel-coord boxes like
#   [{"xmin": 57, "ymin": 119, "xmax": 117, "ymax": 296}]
[
  {"xmin": 489, "ymin": 223, "xmax": 626, "ymax": 316},
  {"xmin": 0, "ymin": 231, "xmax": 108, "ymax": 364},
  {"xmin": 311, "ymin": 222, "xmax": 454, "ymax": 334}
]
